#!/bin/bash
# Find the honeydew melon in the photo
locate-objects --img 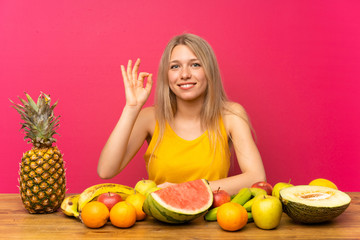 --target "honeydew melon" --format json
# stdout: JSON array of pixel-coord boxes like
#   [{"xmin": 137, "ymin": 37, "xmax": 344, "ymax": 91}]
[{"xmin": 280, "ymin": 185, "xmax": 351, "ymax": 223}]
